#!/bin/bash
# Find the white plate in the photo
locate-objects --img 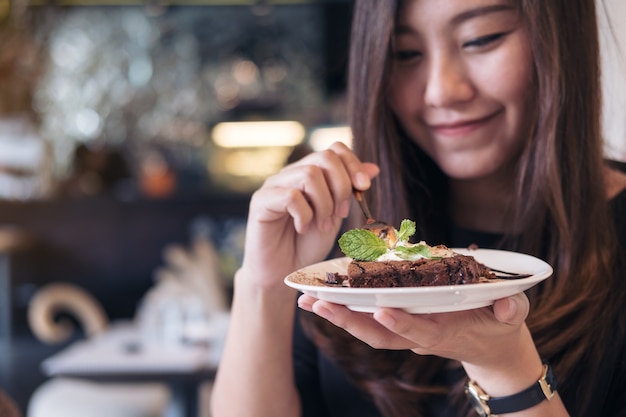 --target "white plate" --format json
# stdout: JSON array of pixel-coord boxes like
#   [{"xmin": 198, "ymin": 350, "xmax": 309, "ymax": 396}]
[{"xmin": 284, "ymin": 249, "xmax": 553, "ymax": 314}]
